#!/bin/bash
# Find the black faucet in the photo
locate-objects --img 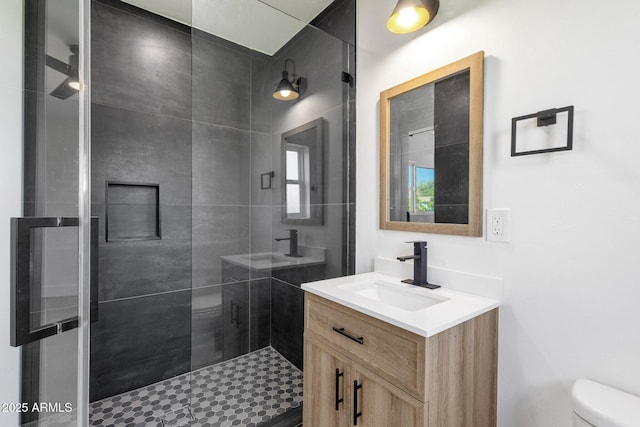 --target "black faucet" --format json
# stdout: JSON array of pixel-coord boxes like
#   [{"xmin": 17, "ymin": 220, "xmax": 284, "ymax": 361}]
[
  {"xmin": 275, "ymin": 229, "xmax": 300, "ymax": 257},
  {"xmin": 396, "ymin": 241, "xmax": 440, "ymax": 289}
]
